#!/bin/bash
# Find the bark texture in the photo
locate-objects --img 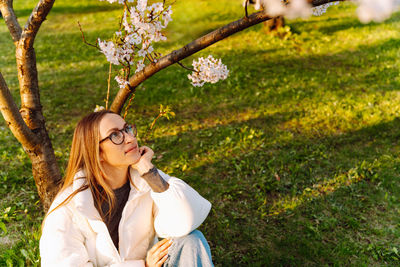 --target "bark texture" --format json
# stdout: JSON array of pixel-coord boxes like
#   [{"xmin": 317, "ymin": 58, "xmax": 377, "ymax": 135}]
[{"xmin": 0, "ymin": 0, "xmax": 60, "ymax": 210}]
